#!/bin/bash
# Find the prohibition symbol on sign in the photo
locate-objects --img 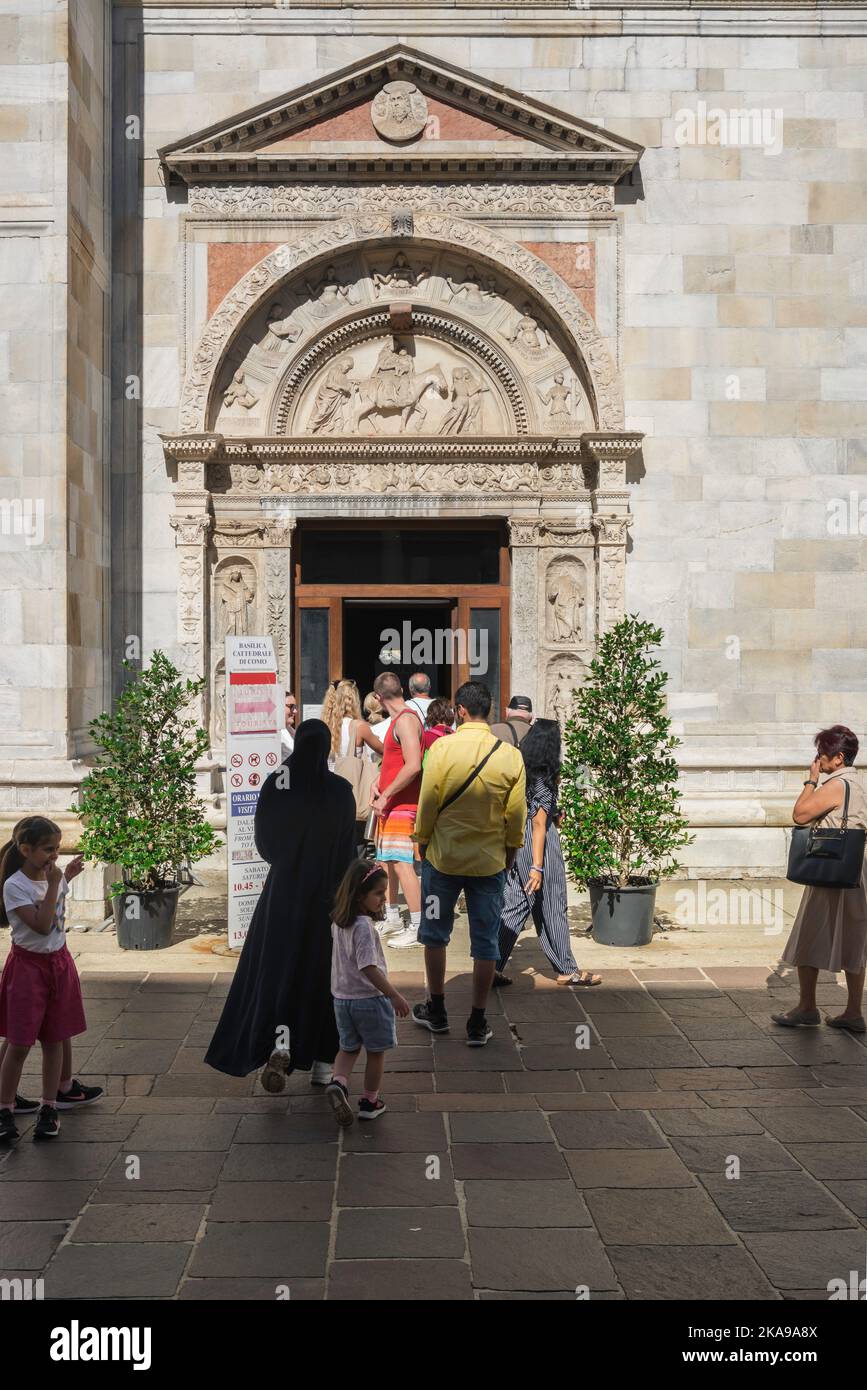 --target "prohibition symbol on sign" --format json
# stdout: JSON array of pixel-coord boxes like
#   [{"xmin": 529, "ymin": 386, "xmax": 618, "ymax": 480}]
[
  {"xmin": 230, "ymin": 773, "xmax": 243, "ymax": 788},
  {"xmin": 266, "ymin": 752, "xmax": 278, "ymax": 766},
  {"xmin": 248, "ymin": 772, "xmax": 261, "ymax": 788},
  {"xmin": 248, "ymin": 753, "xmax": 260, "ymax": 767},
  {"xmin": 230, "ymin": 754, "xmax": 242, "ymax": 768}
]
